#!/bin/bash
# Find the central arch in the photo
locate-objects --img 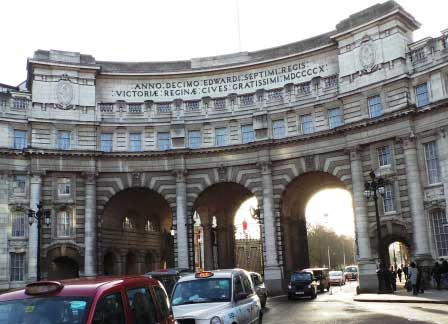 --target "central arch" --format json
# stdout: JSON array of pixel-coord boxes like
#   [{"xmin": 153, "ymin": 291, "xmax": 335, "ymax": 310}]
[
  {"xmin": 192, "ymin": 182, "xmax": 262, "ymax": 271},
  {"xmin": 100, "ymin": 187, "xmax": 173, "ymax": 275},
  {"xmin": 281, "ymin": 171, "xmax": 352, "ymax": 276}
]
